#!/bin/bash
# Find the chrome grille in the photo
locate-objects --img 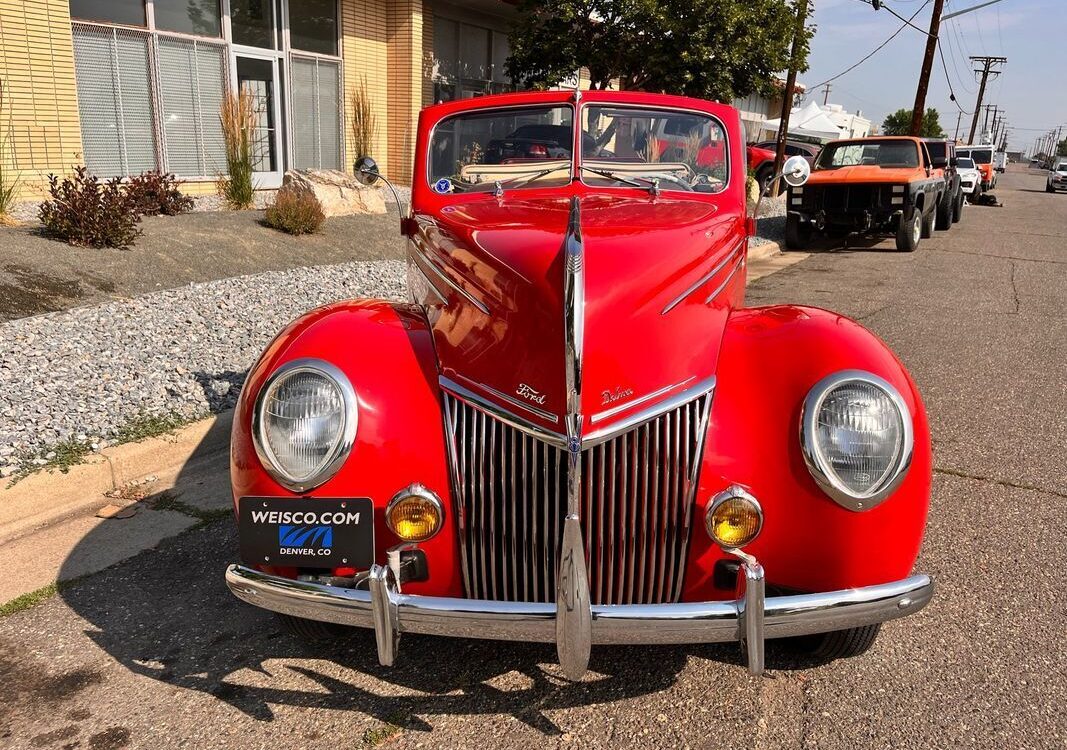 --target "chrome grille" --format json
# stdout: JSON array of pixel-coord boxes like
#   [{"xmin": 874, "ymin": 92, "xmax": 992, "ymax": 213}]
[{"xmin": 442, "ymin": 391, "xmax": 711, "ymax": 605}]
